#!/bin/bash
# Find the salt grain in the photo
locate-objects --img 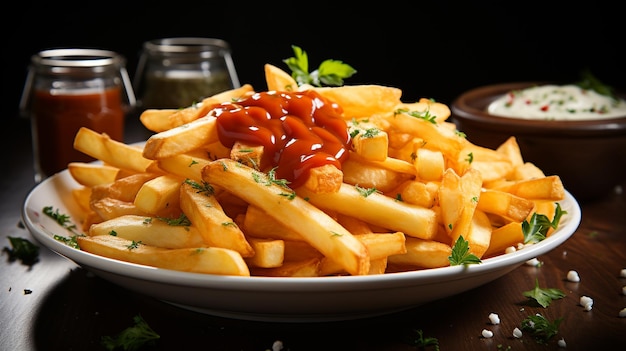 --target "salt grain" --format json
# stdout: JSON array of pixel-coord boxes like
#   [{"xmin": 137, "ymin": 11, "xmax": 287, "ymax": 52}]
[
  {"xmin": 512, "ymin": 327, "xmax": 523, "ymax": 338},
  {"xmin": 620, "ymin": 268, "xmax": 626, "ymax": 278},
  {"xmin": 525, "ymin": 258, "xmax": 540, "ymax": 266},
  {"xmin": 622, "ymin": 286, "xmax": 626, "ymax": 295},
  {"xmin": 488, "ymin": 313, "xmax": 500, "ymax": 325},
  {"xmin": 558, "ymin": 337, "xmax": 567, "ymax": 348},
  {"xmin": 580, "ymin": 296, "xmax": 593, "ymax": 311},
  {"xmin": 566, "ymin": 270, "xmax": 580, "ymax": 282},
  {"xmin": 619, "ymin": 308, "xmax": 626, "ymax": 318},
  {"xmin": 481, "ymin": 329, "xmax": 493, "ymax": 338}
]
